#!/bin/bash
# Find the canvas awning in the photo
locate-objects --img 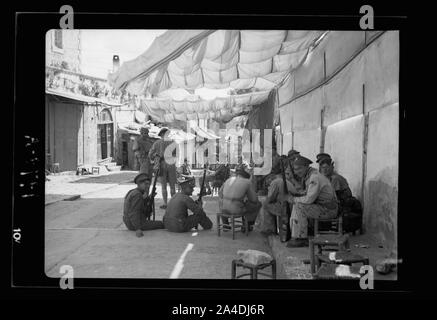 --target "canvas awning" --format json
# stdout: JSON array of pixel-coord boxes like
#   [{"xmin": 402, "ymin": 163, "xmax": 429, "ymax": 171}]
[
  {"xmin": 46, "ymin": 88, "xmax": 124, "ymax": 106},
  {"xmin": 108, "ymin": 30, "xmax": 326, "ymax": 123}
]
